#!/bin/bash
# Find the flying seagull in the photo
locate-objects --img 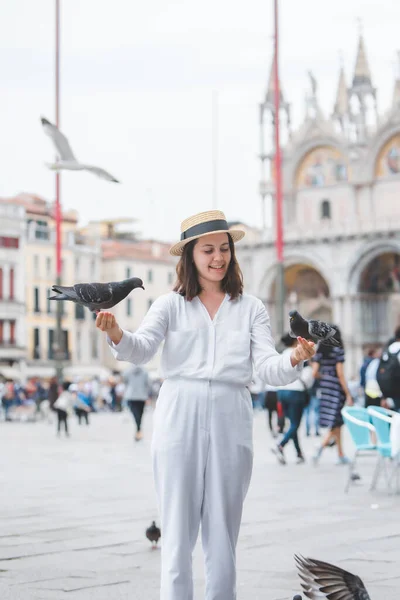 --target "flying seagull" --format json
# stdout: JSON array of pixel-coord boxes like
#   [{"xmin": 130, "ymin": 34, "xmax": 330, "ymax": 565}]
[
  {"xmin": 294, "ymin": 554, "xmax": 371, "ymax": 599},
  {"xmin": 40, "ymin": 116, "xmax": 120, "ymax": 182},
  {"xmin": 289, "ymin": 310, "xmax": 341, "ymax": 347},
  {"xmin": 48, "ymin": 277, "xmax": 144, "ymax": 313}
]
